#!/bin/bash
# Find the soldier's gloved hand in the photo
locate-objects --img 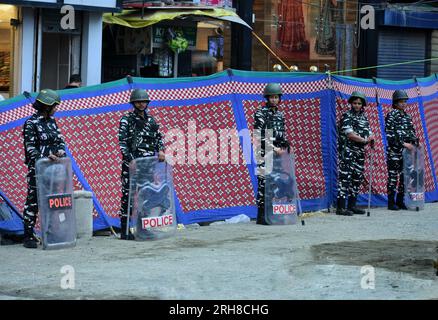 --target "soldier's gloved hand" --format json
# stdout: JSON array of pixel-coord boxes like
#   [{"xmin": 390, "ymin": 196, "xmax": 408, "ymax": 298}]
[
  {"xmin": 48, "ymin": 154, "xmax": 59, "ymax": 161},
  {"xmin": 273, "ymin": 147, "xmax": 286, "ymax": 156},
  {"xmin": 403, "ymin": 142, "xmax": 415, "ymax": 151},
  {"xmin": 158, "ymin": 150, "xmax": 166, "ymax": 162},
  {"xmin": 275, "ymin": 139, "xmax": 291, "ymax": 154},
  {"xmin": 56, "ymin": 150, "xmax": 66, "ymax": 157},
  {"xmin": 368, "ymin": 136, "xmax": 375, "ymax": 148}
]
